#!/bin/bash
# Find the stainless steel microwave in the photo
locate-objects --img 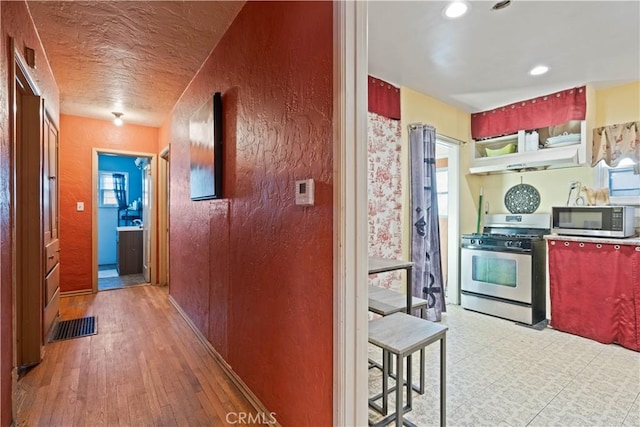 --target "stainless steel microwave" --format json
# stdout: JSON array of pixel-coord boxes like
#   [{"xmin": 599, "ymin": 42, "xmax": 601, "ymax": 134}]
[{"xmin": 551, "ymin": 206, "xmax": 636, "ymax": 238}]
